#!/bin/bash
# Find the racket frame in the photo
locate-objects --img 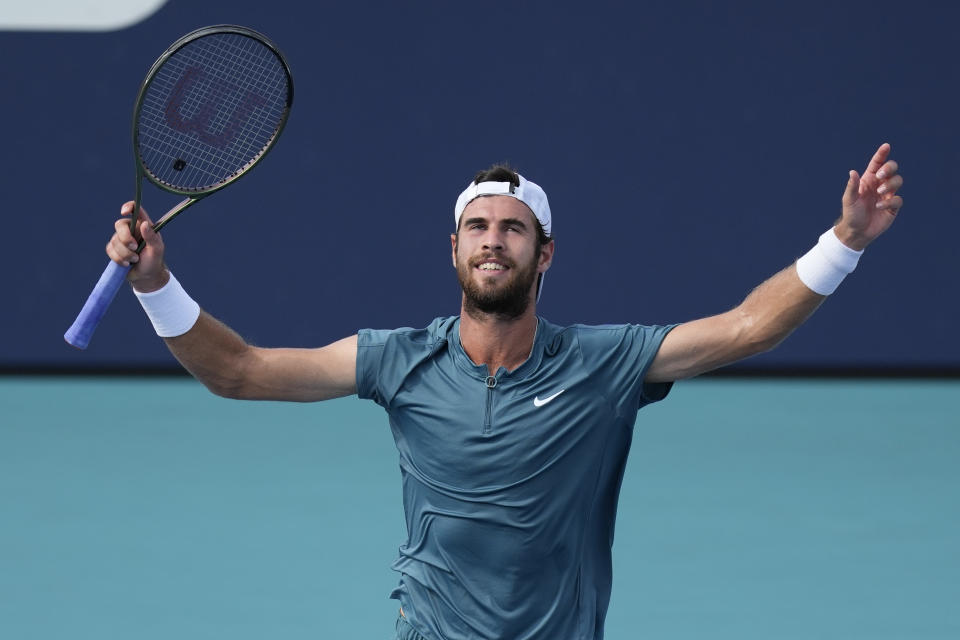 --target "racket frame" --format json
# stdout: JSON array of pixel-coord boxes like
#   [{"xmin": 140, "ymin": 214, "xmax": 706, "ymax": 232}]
[{"xmin": 130, "ymin": 24, "xmax": 295, "ymax": 239}]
